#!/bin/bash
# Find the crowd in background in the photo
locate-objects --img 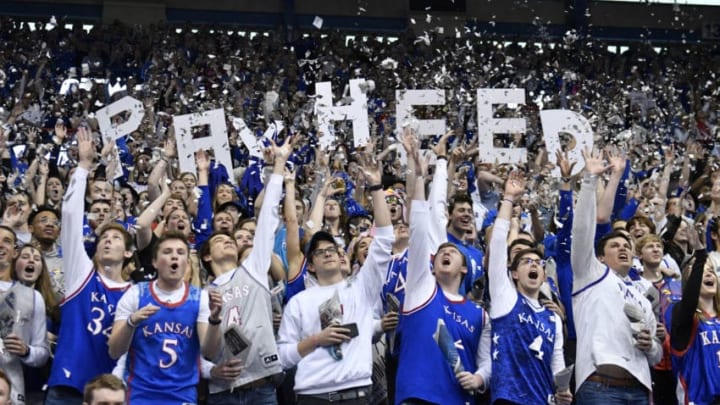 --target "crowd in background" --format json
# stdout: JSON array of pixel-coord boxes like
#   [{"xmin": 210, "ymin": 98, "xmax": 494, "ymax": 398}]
[{"xmin": 0, "ymin": 14, "xmax": 719, "ymax": 405}]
